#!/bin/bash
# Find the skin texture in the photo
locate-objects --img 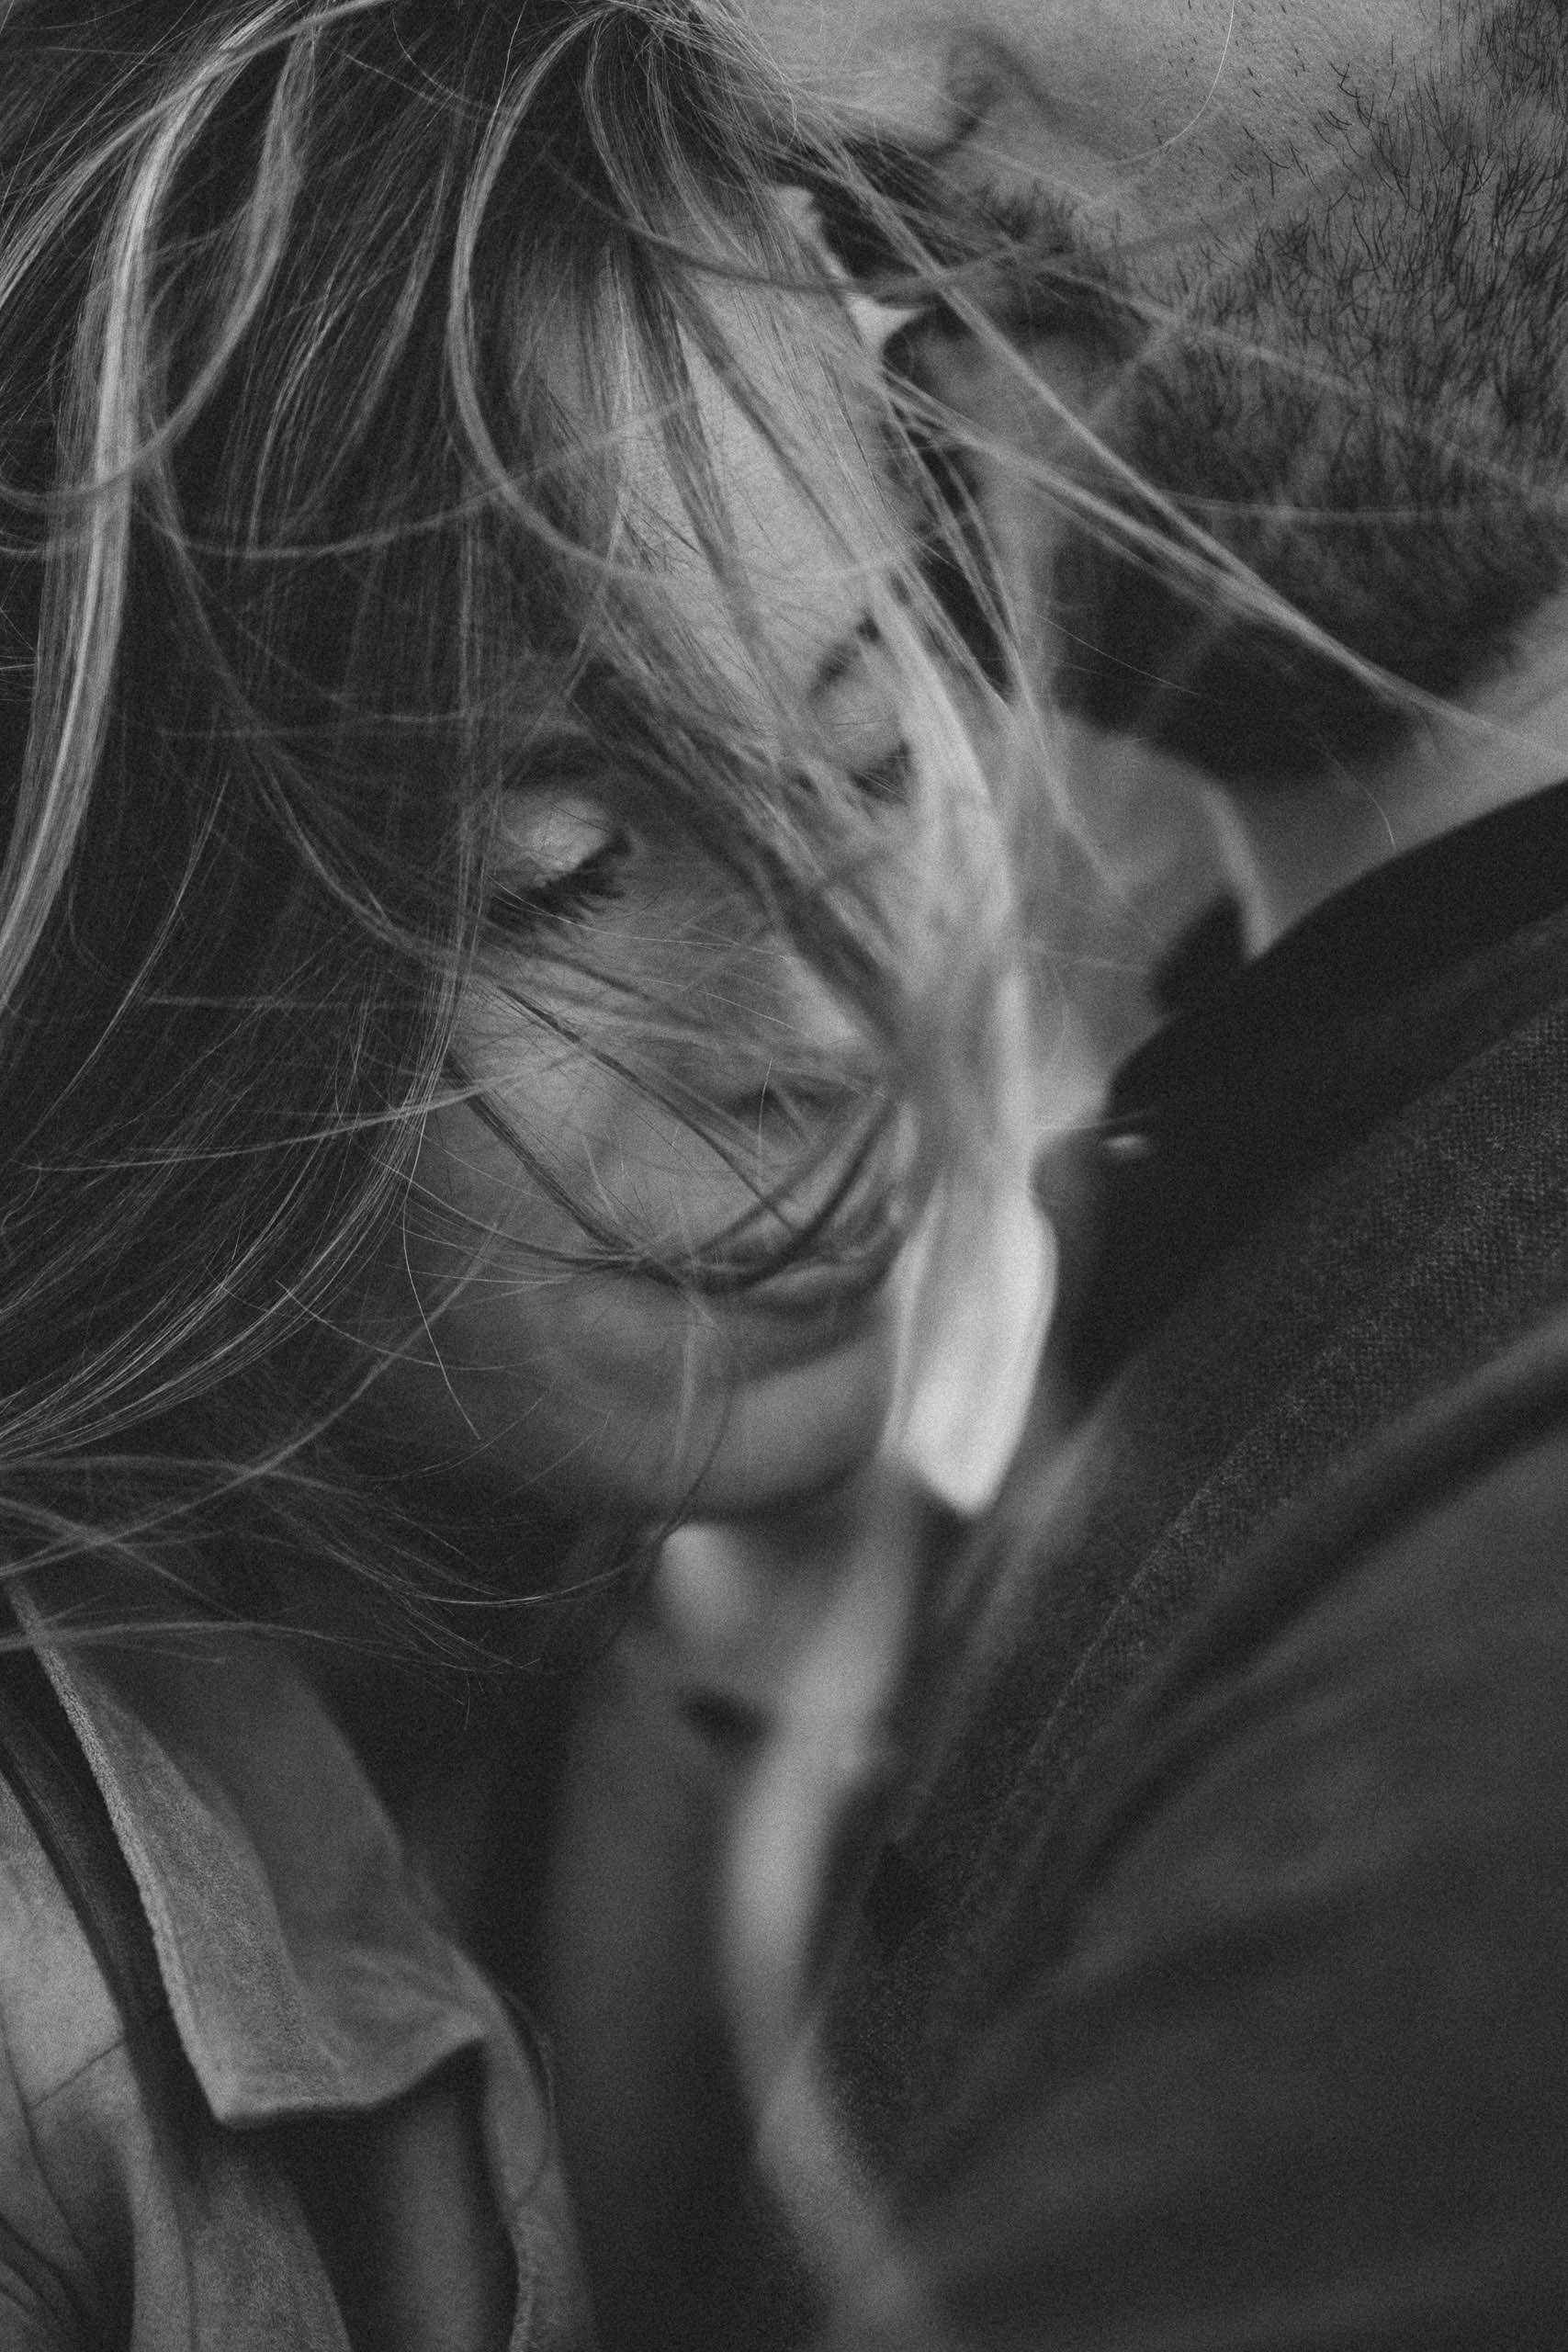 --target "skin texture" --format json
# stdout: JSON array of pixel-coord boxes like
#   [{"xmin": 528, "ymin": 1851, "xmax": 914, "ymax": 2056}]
[
  {"xmin": 742, "ymin": 1, "xmax": 1568, "ymax": 791},
  {"xmin": 1045, "ymin": 0, "xmax": 1568, "ymax": 779},
  {"xmin": 367, "ymin": 279, "xmax": 978, "ymax": 1524},
  {"xmin": 740, "ymin": 0, "xmax": 1440, "ymax": 235}
]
